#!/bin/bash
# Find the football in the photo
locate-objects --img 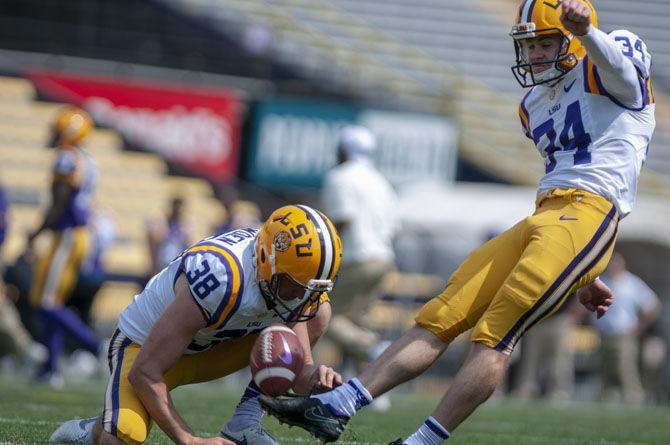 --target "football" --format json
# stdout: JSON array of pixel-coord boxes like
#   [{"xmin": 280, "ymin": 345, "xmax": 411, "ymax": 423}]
[{"xmin": 249, "ymin": 324, "xmax": 304, "ymax": 396}]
